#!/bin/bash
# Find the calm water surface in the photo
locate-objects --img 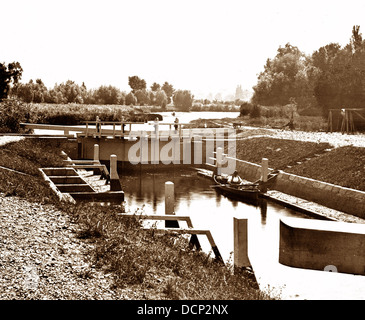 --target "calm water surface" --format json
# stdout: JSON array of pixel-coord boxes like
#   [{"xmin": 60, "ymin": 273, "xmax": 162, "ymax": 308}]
[{"xmin": 120, "ymin": 168, "xmax": 311, "ymax": 264}]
